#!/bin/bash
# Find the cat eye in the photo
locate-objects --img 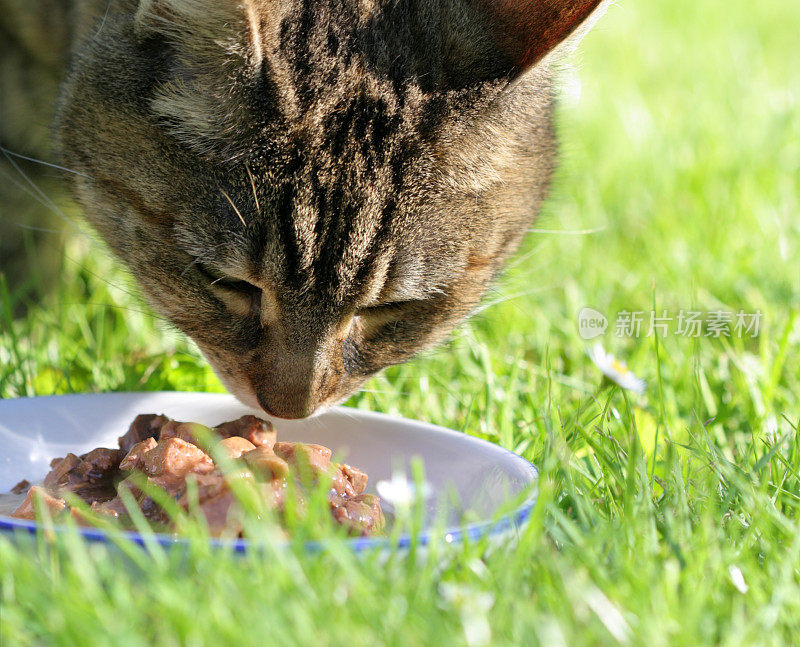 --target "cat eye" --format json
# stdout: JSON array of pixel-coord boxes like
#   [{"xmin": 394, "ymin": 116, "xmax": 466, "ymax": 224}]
[{"xmin": 195, "ymin": 262, "xmax": 261, "ymax": 296}]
